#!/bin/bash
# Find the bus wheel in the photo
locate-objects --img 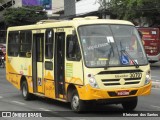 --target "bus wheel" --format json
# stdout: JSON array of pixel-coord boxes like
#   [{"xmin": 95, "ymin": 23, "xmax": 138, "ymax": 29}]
[
  {"xmin": 21, "ymin": 81, "xmax": 32, "ymax": 100},
  {"xmin": 71, "ymin": 90, "xmax": 85, "ymax": 113},
  {"xmin": 122, "ymin": 97, "xmax": 138, "ymax": 111}
]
